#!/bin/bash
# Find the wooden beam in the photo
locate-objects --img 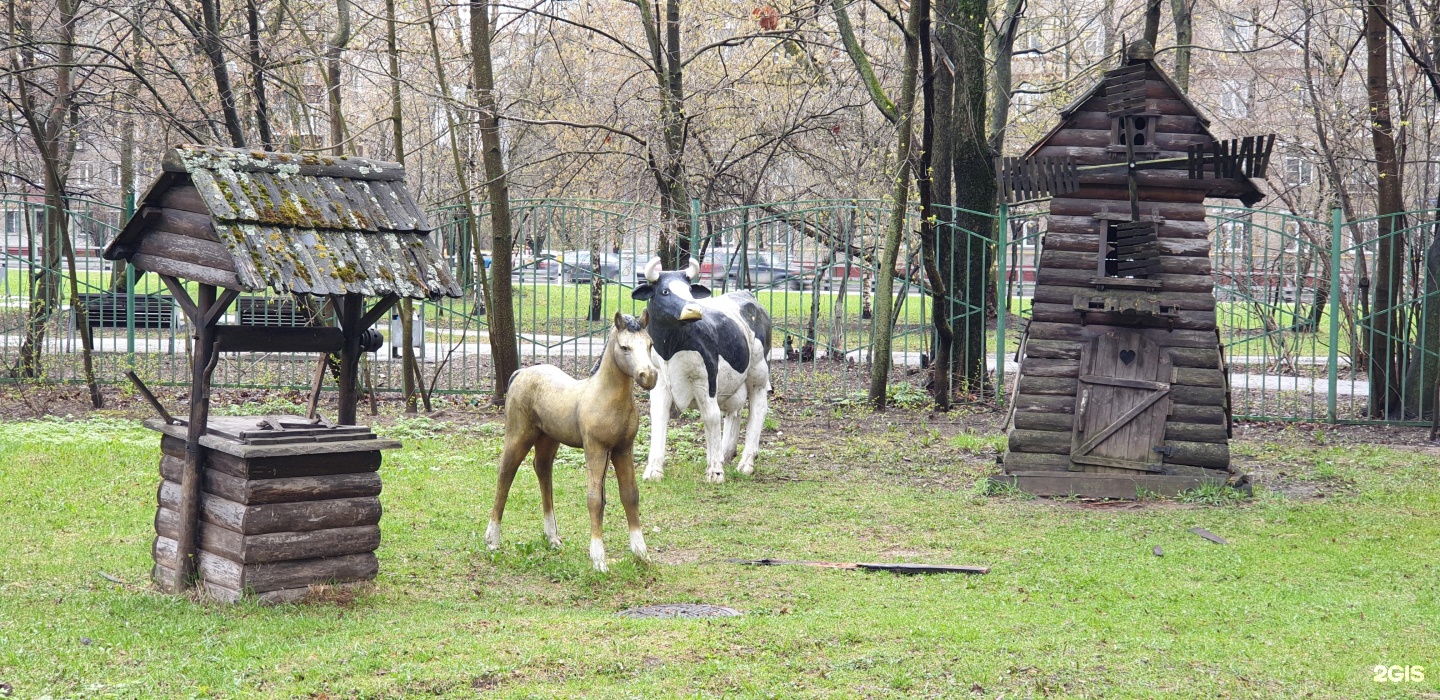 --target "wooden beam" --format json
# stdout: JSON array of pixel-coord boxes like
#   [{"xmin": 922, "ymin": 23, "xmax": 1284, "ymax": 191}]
[
  {"xmin": 358, "ymin": 294, "xmax": 399, "ymax": 332},
  {"xmin": 203, "ymin": 289, "xmax": 240, "ymax": 328},
  {"xmin": 213, "ymin": 325, "xmax": 345, "ymax": 353}
]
